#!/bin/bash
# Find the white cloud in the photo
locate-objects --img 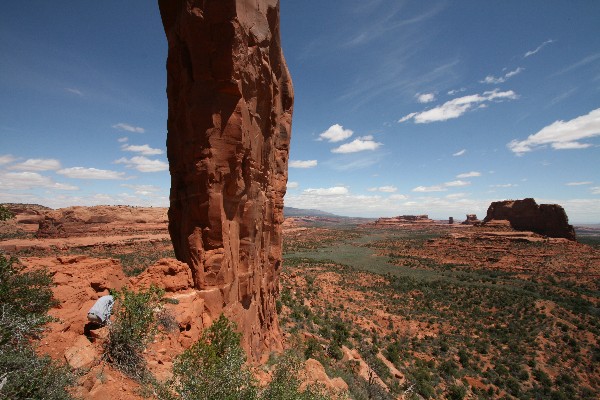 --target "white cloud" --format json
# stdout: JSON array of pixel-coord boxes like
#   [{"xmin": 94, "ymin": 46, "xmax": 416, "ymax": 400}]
[
  {"xmin": 331, "ymin": 136, "xmax": 382, "ymax": 153},
  {"xmin": 8, "ymin": 158, "xmax": 61, "ymax": 171},
  {"xmin": 456, "ymin": 171, "xmax": 481, "ymax": 178},
  {"xmin": 0, "ymin": 155, "xmax": 16, "ymax": 165},
  {"xmin": 318, "ymin": 124, "xmax": 354, "ymax": 142},
  {"xmin": 389, "ymin": 194, "xmax": 408, "ymax": 200},
  {"xmin": 452, "ymin": 149, "xmax": 466, "ymax": 157},
  {"xmin": 507, "ymin": 108, "xmax": 600, "ymax": 155},
  {"xmin": 566, "ymin": 181, "xmax": 592, "ymax": 186},
  {"xmin": 447, "ymin": 88, "xmax": 466, "ymax": 95},
  {"xmin": 57, "ymin": 167, "xmax": 126, "ymax": 180},
  {"xmin": 398, "ymin": 112, "xmax": 417, "ymax": 123},
  {"xmin": 65, "ymin": 88, "xmax": 83, "ymax": 96},
  {"xmin": 401, "ymin": 89, "xmax": 518, "ymax": 124},
  {"xmin": 444, "ymin": 180, "xmax": 471, "ymax": 187},
  {"xmin": 114, "ymin": 156, "xmax": 168, "ymax": 172},
  {"xmin": 481, "ymin": 67, "xmax": 524, "ymax": 84},
  {"xmin": 368, "ymin": 186, "xmax": 397, "ymax": 193},
  {"xmin": 289, "ymin": 160, "xmax": 318, "ymax": 168},
  {"xmin": 287, "ymin": 181, "xmax": 299, "ymax": 189},
  {"xmin": 489, "ymin": 183, "xmax": 517, "ymax": 188},
  {"xmin": 121, "ymin": 144, "xmax": 164, "ymax": 156},
  {"xmin": 0, "ymin": 171, "xmax": 78, "ymax": 191},
  {"xmin": 304, "ymin": 186, "xmax": 349, "ymax": 196},
  {"xmin": 525, "ymin": 39, "xmax": 554, "ymax": 57},
  {"xmin": 112, "ymin": 123, "xmax": 145, "ymax": 133},
  {"xmin": 416, "ymin": 93, "xmax": 436, "ymax": 103},
  {"xmin": 446, "ymin": 193, "xmax": 467, "ymax": 199},
  {"xmin": 117, "ymin": 137, "xmax": 129, "ymax": 143},
  {"xmin": 592, "ymin": 187, "xmax": 600, "ymax": 195},
  {"xmin": 412, "ymin": 185, "xmax": 446, "ymax": 193},
  {"xmin": 121, "ymin": 184, "xmax": 163, "ymax": 196}
]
